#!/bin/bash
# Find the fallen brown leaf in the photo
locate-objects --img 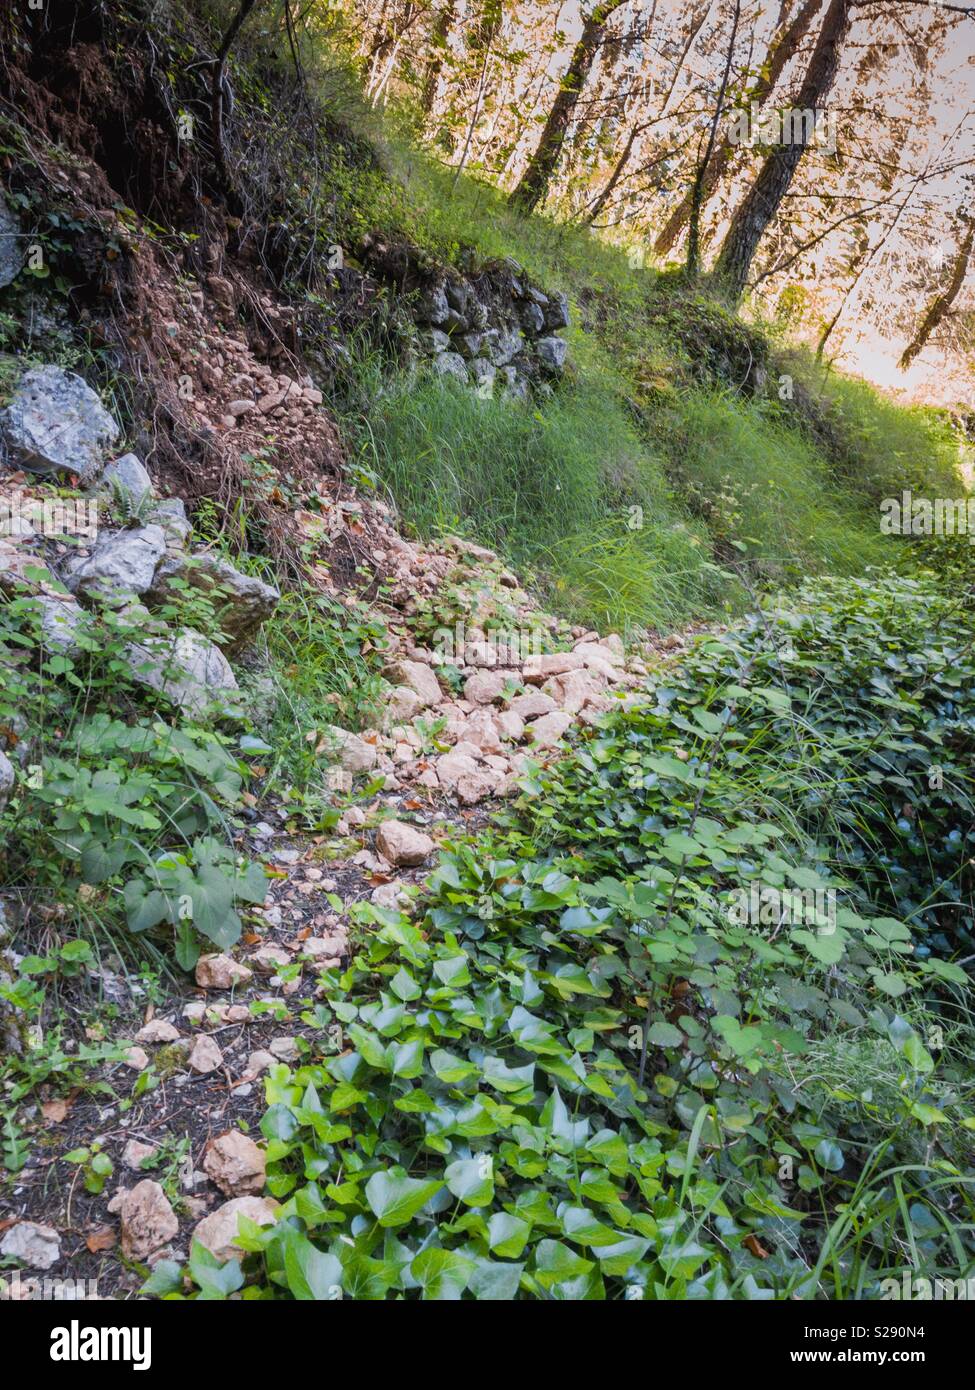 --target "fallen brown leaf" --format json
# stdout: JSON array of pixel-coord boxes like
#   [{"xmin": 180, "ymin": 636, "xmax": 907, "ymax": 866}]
[{"xmin": 85, "ymin": 1226, "xmax": 117, "ymax": 1254}]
